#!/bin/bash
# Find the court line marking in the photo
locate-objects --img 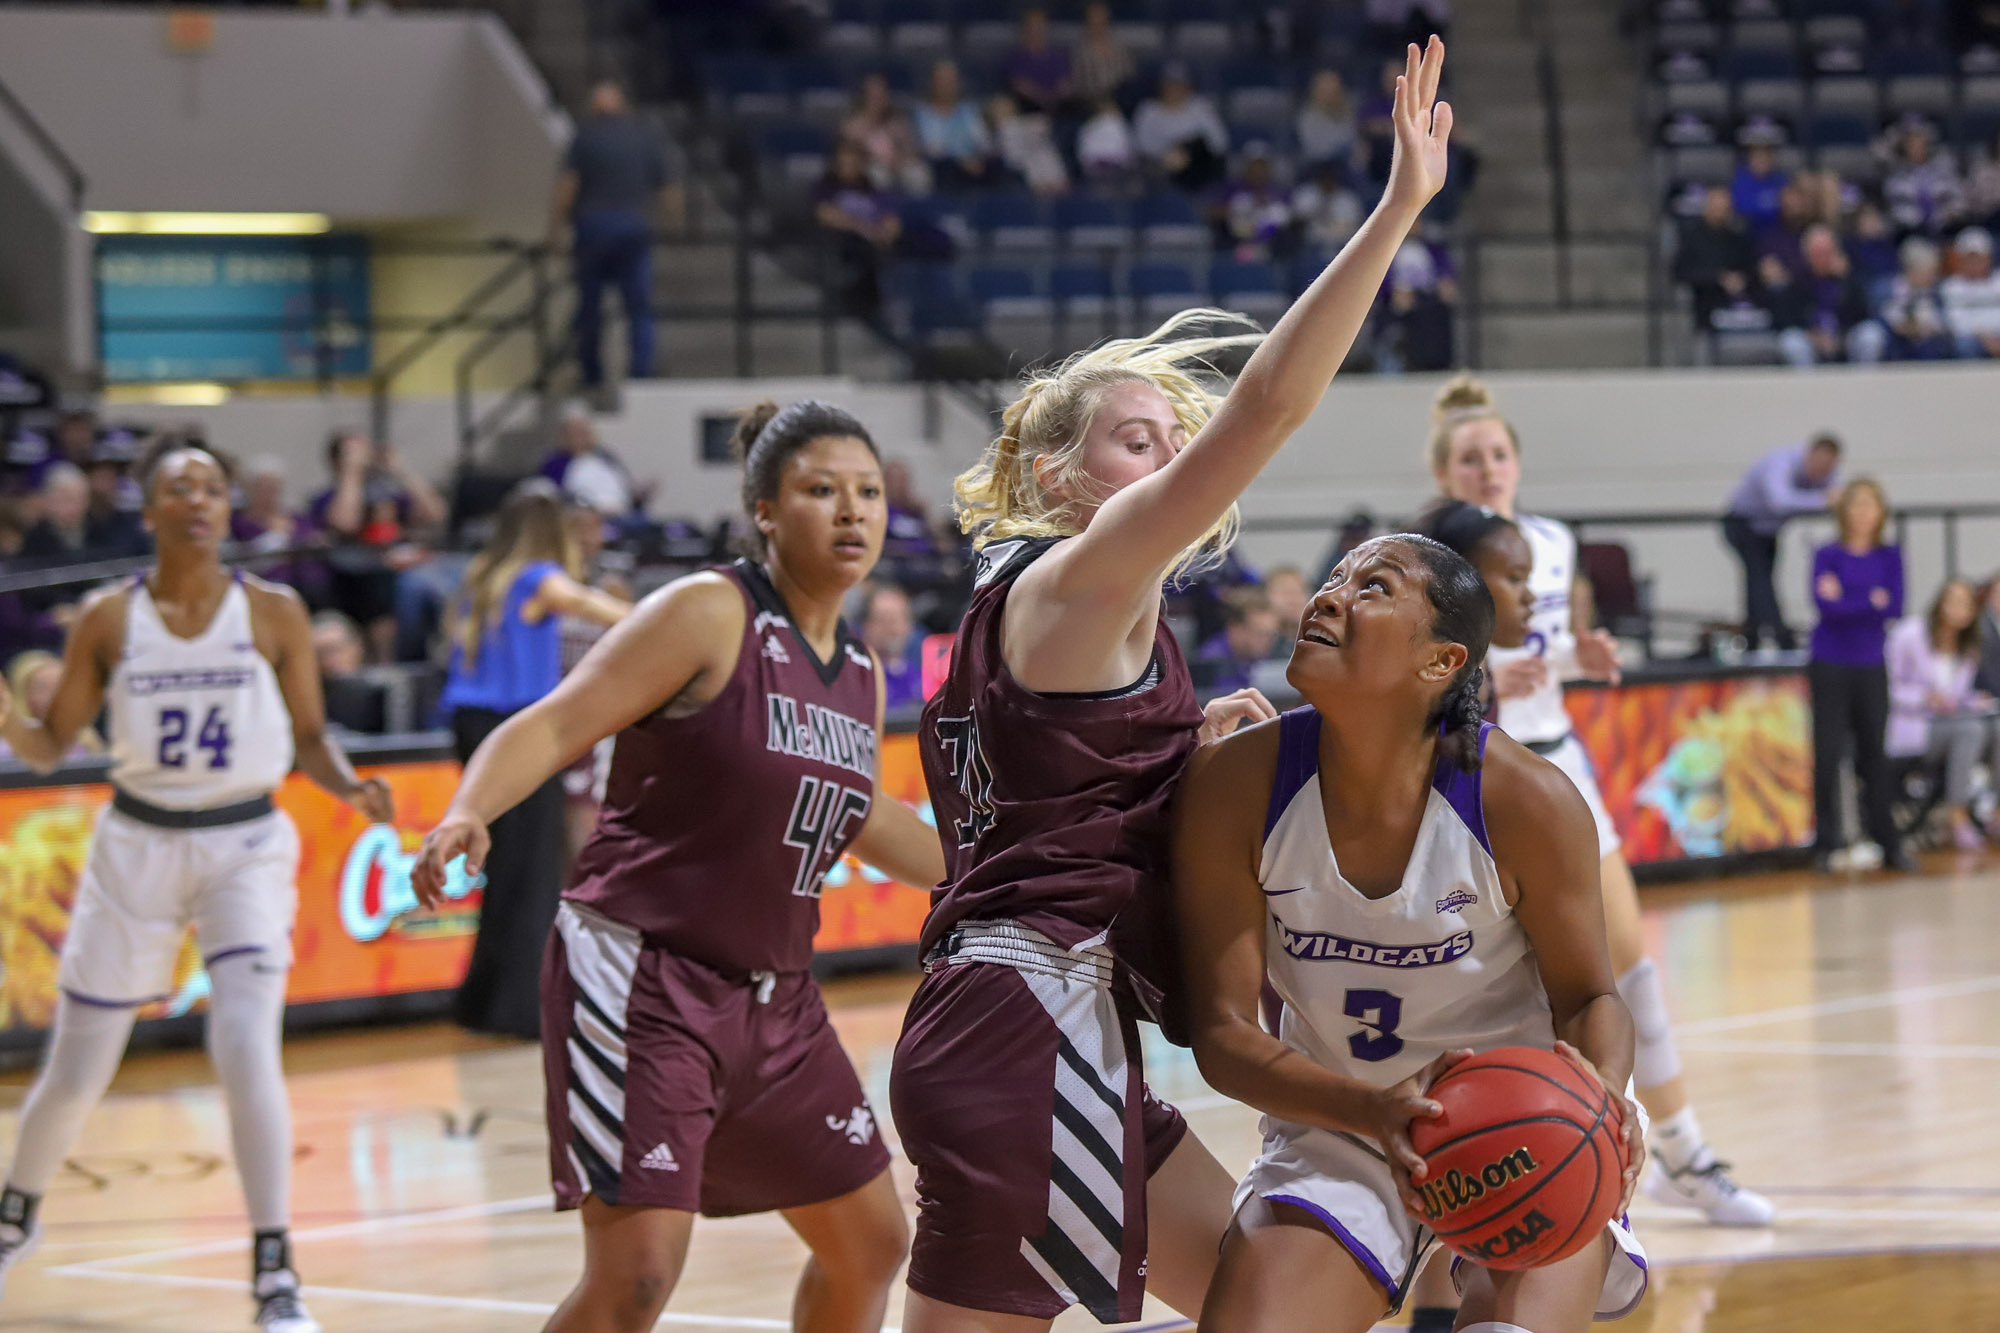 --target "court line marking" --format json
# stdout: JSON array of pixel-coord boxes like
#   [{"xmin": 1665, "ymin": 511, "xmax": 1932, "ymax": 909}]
[
  {"xmin": 46, "ymin": 1193, "xmax": 550, "ymax": 1272},
  {"xmin": 1672, "ymin": 974, "xmax": 2000, "ymax": 1035},
  {"xmin": 1679, "ymin": 1037, "xmax": 2000, "ymax": 1059}
]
